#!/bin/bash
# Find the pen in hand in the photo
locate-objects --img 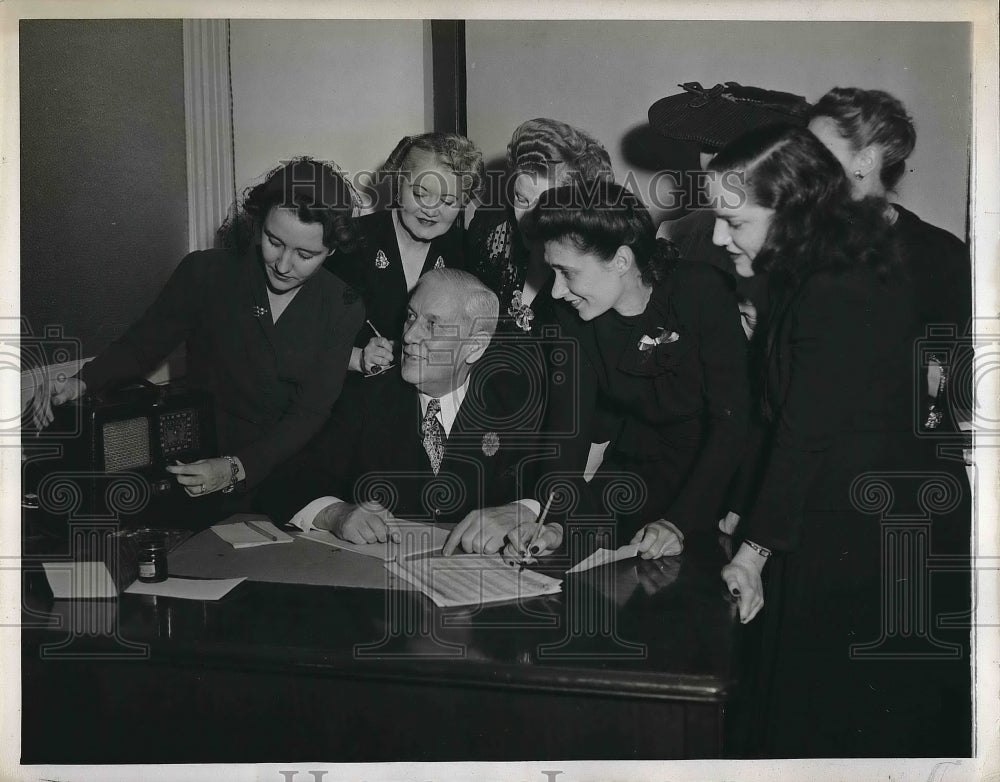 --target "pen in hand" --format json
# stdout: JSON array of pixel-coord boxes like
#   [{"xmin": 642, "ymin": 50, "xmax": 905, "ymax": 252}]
[
  {"xmin": 519, "ymin": 492, "xmax": 555, "ymax": 572},
  {"xmin": 364, "ymin": 320, "xmax": 395, "ymax": 377}
]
